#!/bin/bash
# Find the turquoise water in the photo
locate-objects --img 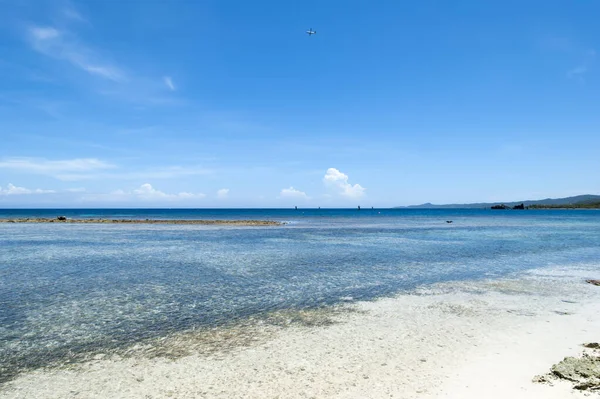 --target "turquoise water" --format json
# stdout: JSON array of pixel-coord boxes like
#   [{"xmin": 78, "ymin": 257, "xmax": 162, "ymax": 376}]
[{"xmin": 1, "ymin": 208, "xmax": 599, "ymax": 381}]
